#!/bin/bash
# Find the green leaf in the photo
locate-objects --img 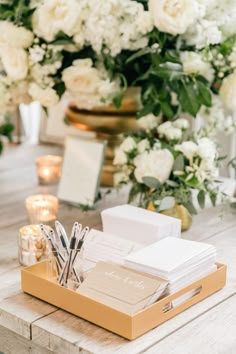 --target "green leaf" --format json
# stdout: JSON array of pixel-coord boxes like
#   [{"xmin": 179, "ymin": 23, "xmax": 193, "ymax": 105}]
[
  {"xmin": 53, "ymin": 82, "xmax": 66, "ymax": 98},
  {"xmin": 183, "ymin": 201, "xmax": 198, "ymax": 215},
  {"xmin": 126, "ymin": 47, "xmax": 152, "ymax": 64},
  {"xmin": 112, "ymin": 91, "xmax": 124, "ymax": 108},
  {"xmin": 173, "ymin": 155, "xmax": 185, "ymax": 171},
  {"xmin": 185, "ymin": 176, "xmax": 200, "ymax": 188},
  {"xmin": 137, "ymin": 103, "xmax": 157, "ymax": 119},
  {"xmin": 210, "ymin": 193, "xmax": 217, "ymax": 207},
  {"xmin": 160, "ymin": 101, "xmax": 174, "ymax": 118},
  {"xmin": 158, "ymin": 196, "xmax": 176, "ymax": 211},
  {"xmin": 197, "ymin": 80, "xmax": 212, "ymax": 107},
  {"xmin": 197, "ymin": 190, "xmax": 205, "ymax": 209},
  {"xmin": 166, "ymin": 180, "xmax": 179, "ymax": 187},
  {"xmin": 128, "ymin": 184, "xmax": 141, "ymax": 203},
  {"xmin": 178, "ymin": 81, "xmax": 201, "ymax": 117},
  {"xmin": 142, "ymin": 176, "xmax": 161, "ymax": 189}
]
